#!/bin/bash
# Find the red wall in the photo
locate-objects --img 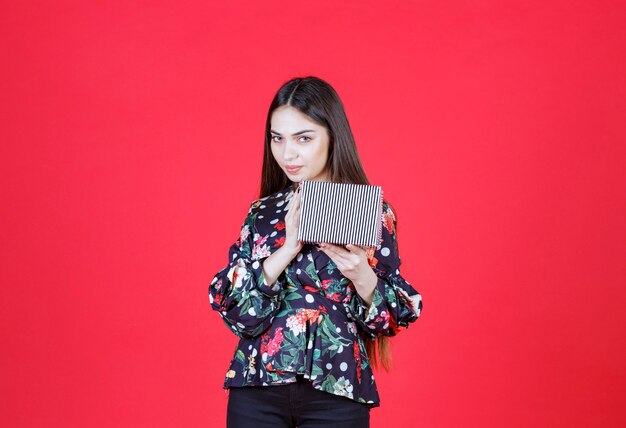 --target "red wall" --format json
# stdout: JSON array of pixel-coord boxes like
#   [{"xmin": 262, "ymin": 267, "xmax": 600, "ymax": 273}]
[{"xmin": 2, "ymin": 1, "xmax": 625, "ymax": 426}]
